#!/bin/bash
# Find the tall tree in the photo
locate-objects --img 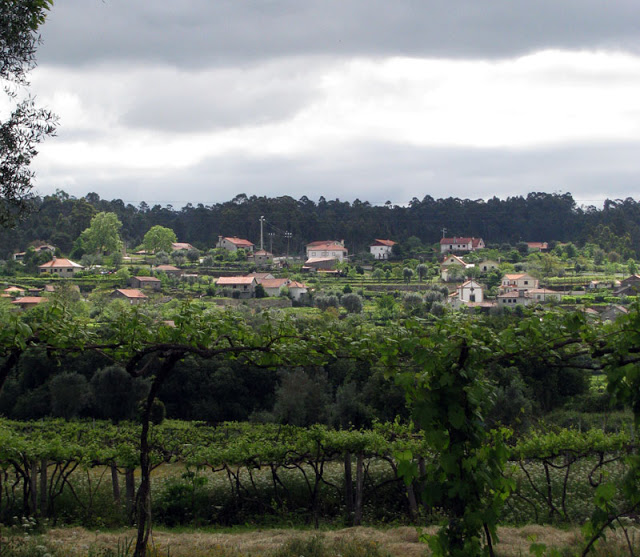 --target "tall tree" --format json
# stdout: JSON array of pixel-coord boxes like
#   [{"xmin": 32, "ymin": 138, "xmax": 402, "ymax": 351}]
[
  {"xmin": 79, "ymin": 211, "xmax": 123, "ymax": 255},
  {"xmin": 142, "ymin": 225, "xmax": 177, "ymax": 253},
  {"xmin": 0, "ymin": 0, "xmax": 57, "ymax": 226}
]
